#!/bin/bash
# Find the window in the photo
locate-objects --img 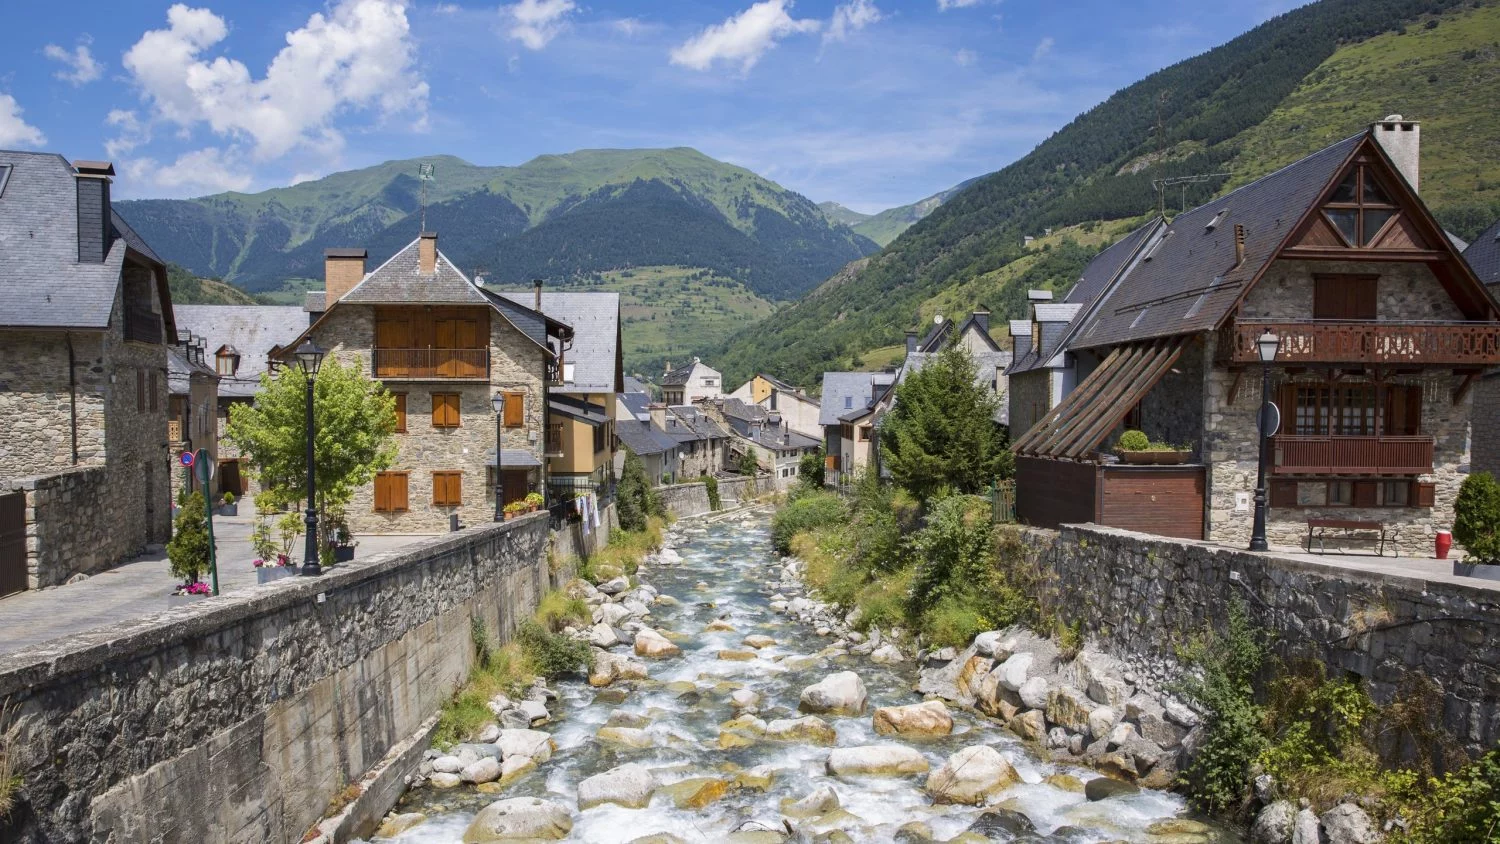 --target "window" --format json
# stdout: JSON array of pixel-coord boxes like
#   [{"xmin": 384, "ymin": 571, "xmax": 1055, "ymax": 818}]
[
  {"xmin": 0, "ymin": 165, "xmax": 11, "ymax": 197},
  {"xmin": 1381, "ymin": 480, "xmax": 1409, "ymax": 507},
  {"xmin": 503, "ymin": 391, "xmax": 525, "ymax": 428},
  {"xmin": 149, "ymin": 372, "xmax": 159, "ymax": 412},
  {"xmin": 374, "ymin": 472, "xmax": 409, "ymax": 512},
  {"xmin": 844, "ymin": 396, "xmax": 853, "ymax": 409},
  {"xmin": 432, "ymin": 393, "xmax": 461, "ymax": 428},
  {"xmin": 593, "ymin": 421, "xmax": 607, "ymax": 454},
  {"xmin": 1275, "ymin": 478, "xmax": 1431, "ymax": 509},
  {"xmin": 393, "ymin": 393, "xmax": 407, "ymax": 433},
  {"xmin": 136, "ymin": 369, "xmax": 145, "ymax": 412},
  {"xmin": 1313, "ymin": 274, "xmax": 1377, "ymax": 321},
  {"xmin": 1281, "ymin": 383, "xmax": 1421, "ymax": 436},
  {"xmin": 1323, "ymin": 167, "xmax": 1398, "ymax": 247},
  {"xmin": 432, "ymin": 471, "xmax": 463, "ymax": 507}
]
